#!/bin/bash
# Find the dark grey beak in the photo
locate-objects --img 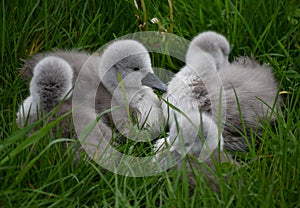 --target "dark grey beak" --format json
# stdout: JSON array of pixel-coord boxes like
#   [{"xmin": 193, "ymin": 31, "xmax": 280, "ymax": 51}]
[{"xmin": 141, "ymin": 72, "xmax": 167, "ymax": 93}]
